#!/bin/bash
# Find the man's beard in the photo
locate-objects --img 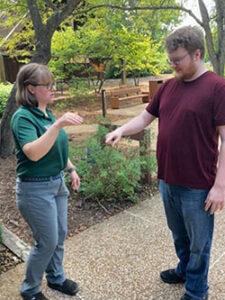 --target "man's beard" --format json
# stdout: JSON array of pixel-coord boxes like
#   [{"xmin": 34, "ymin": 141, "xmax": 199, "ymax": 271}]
[{"xmin": 174, "ymin": 64, "xmax": 197, "ymax": 81}]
